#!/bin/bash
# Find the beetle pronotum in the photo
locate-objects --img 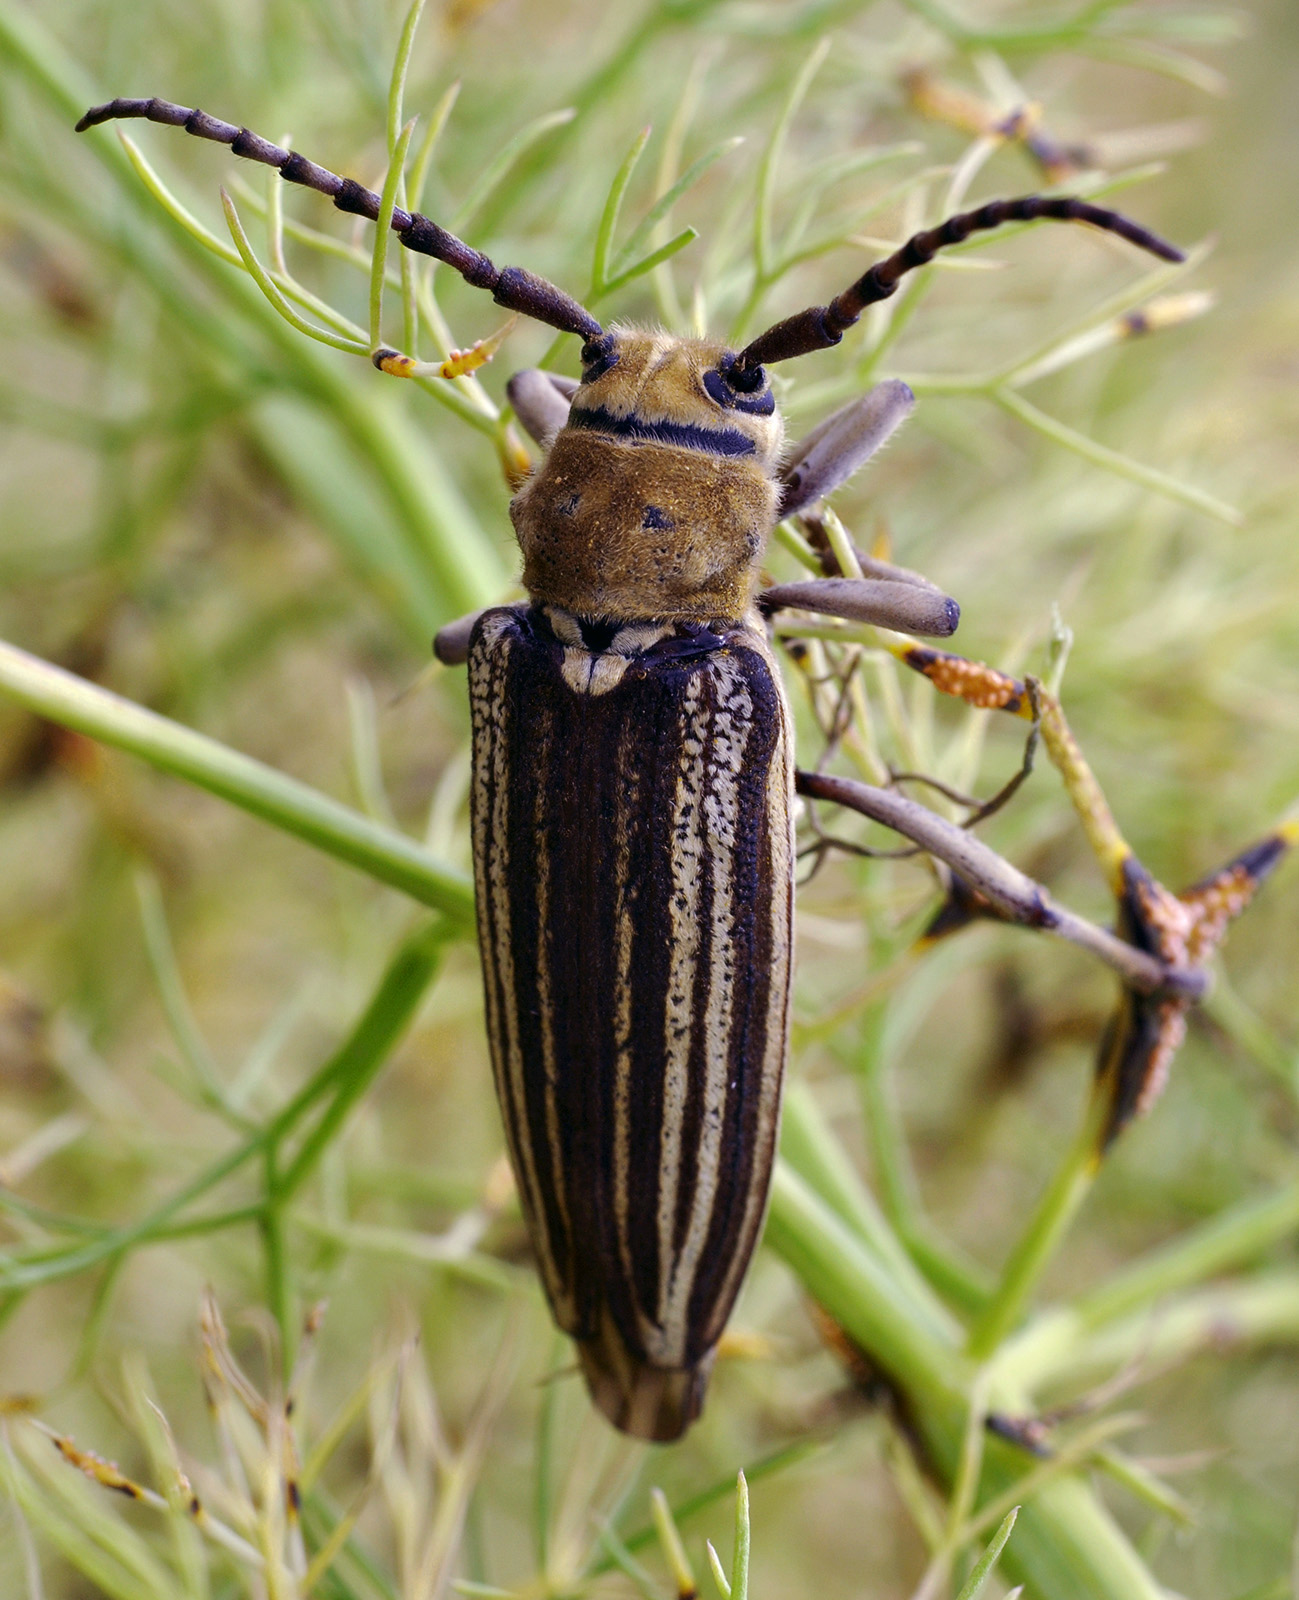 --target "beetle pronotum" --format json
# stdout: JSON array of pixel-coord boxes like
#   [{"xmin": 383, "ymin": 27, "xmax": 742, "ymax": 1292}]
[{"xmin": 77, "ymin": 94, "xmax": 1278, "ymax": 1442}]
